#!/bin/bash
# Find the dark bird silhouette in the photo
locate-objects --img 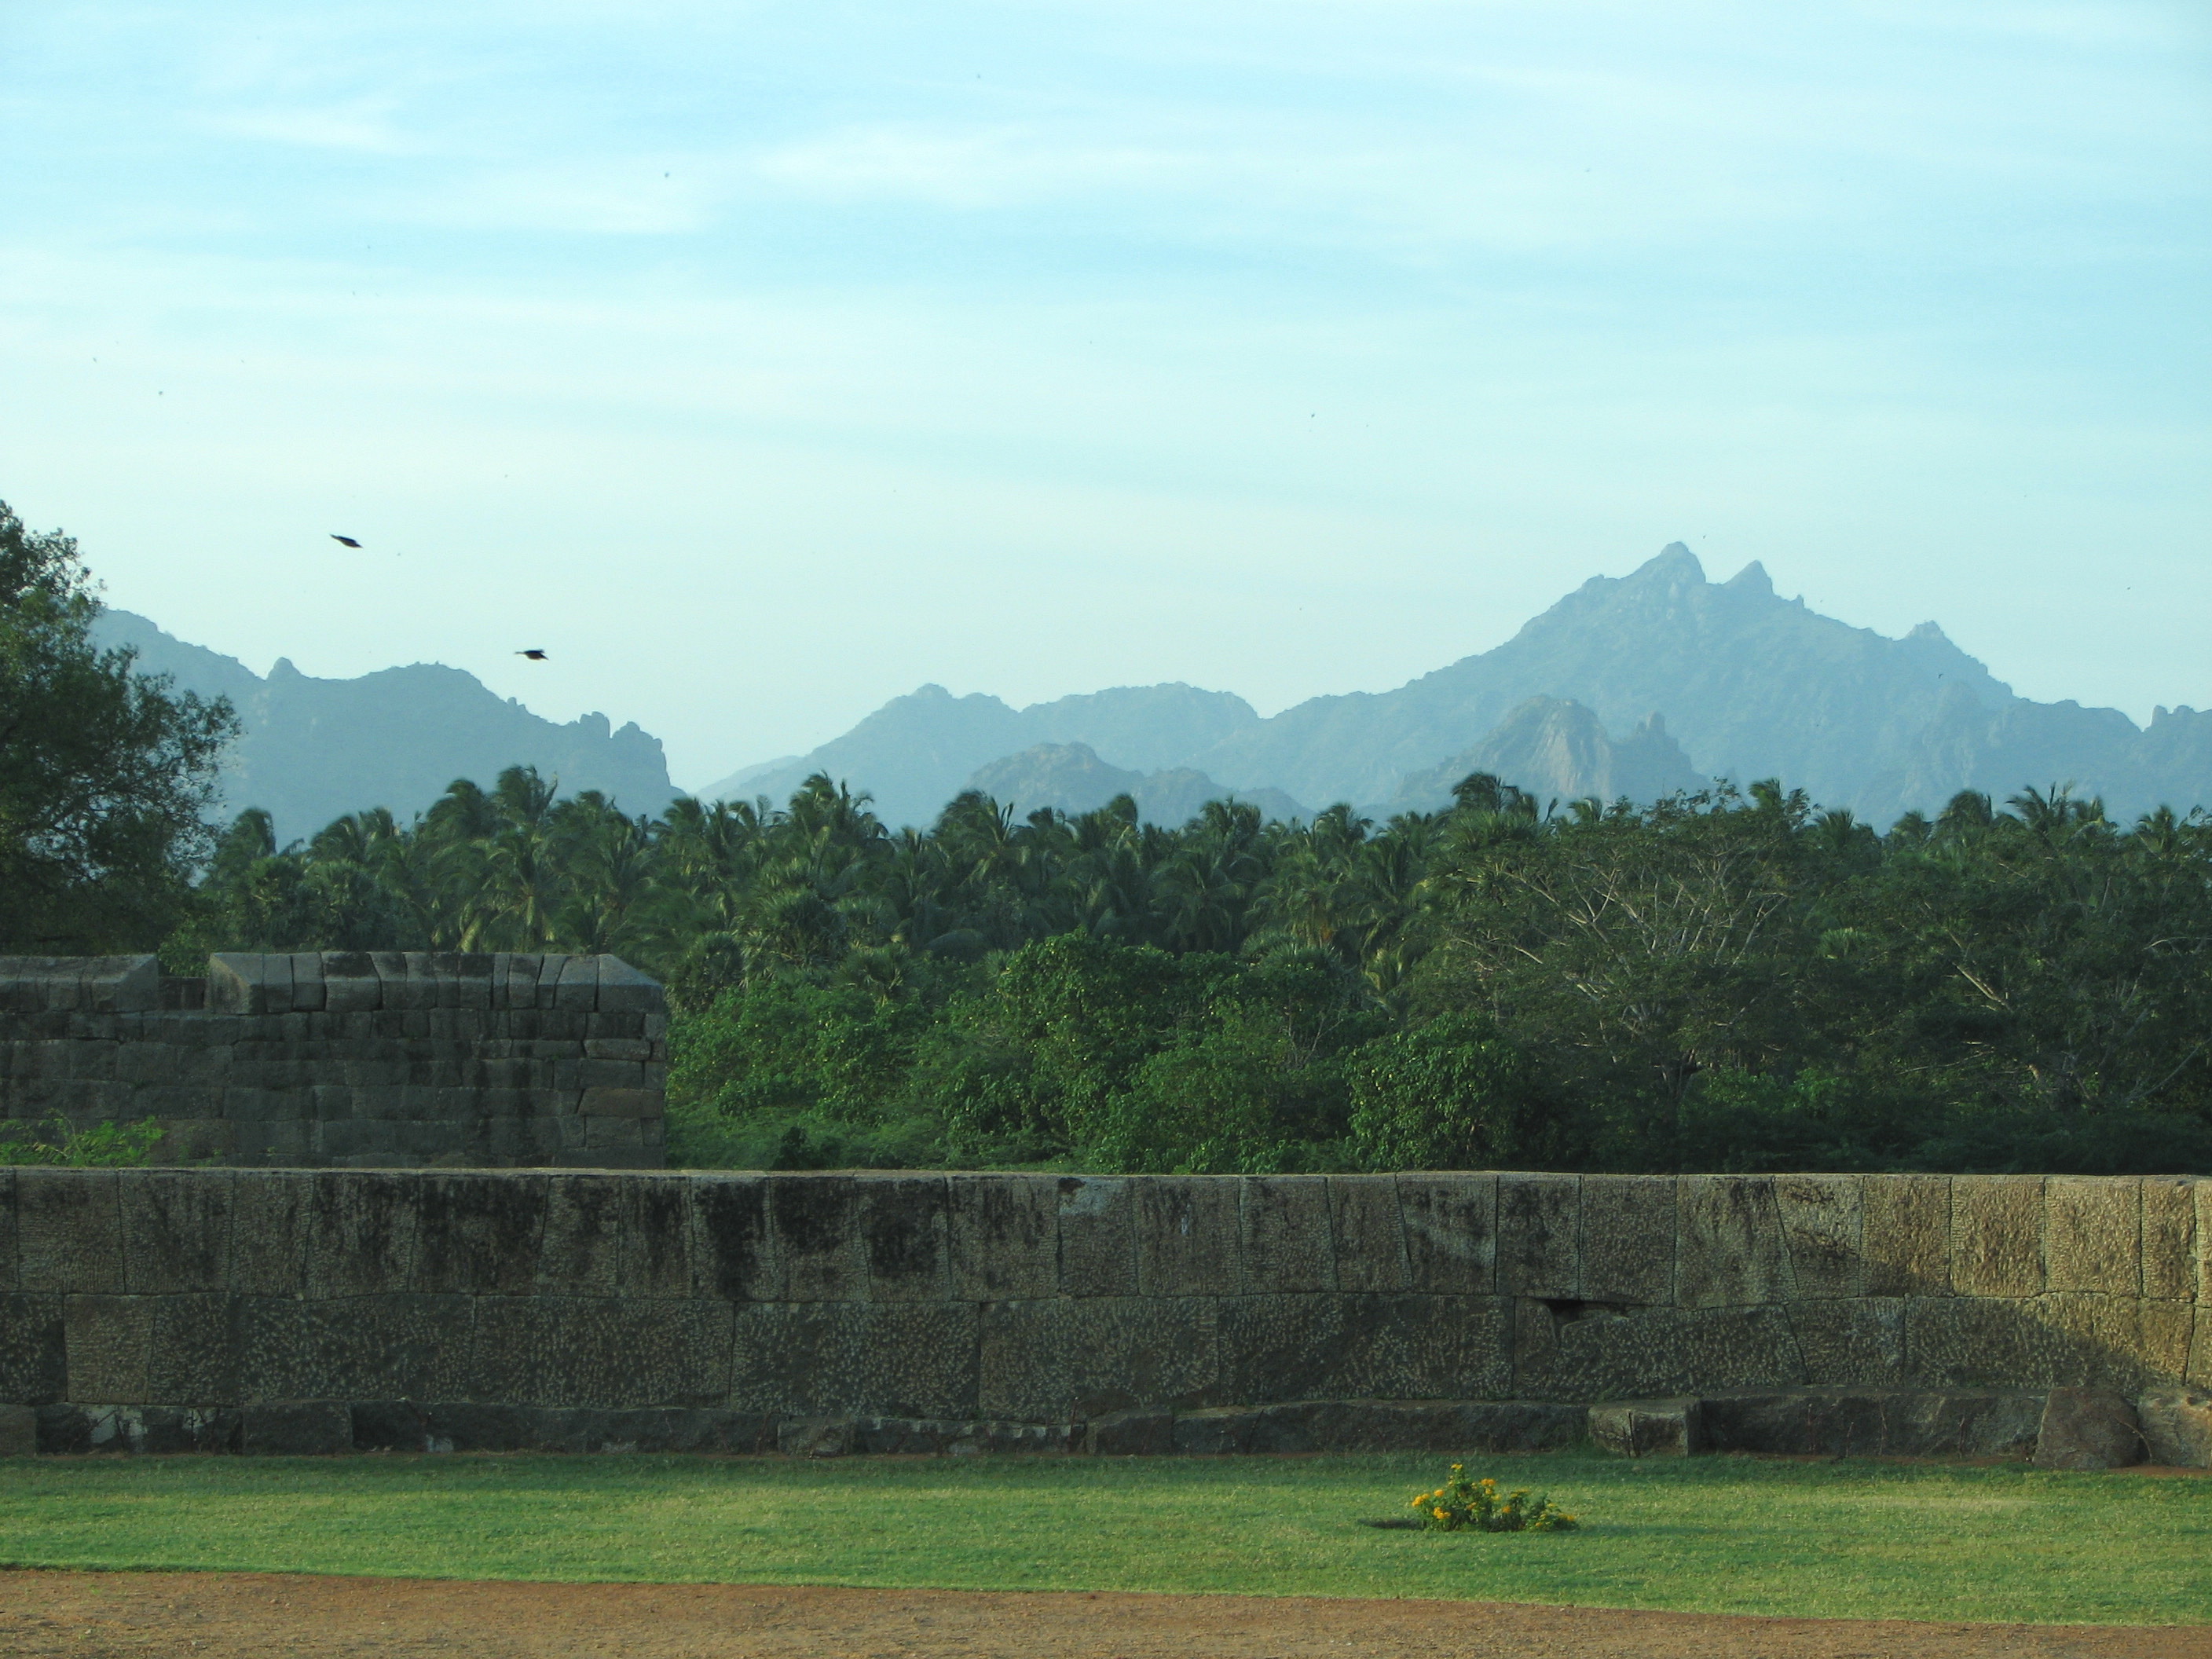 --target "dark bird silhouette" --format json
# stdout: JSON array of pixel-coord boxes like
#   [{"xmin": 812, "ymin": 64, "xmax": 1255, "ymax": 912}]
[
  {"xmin": 330, "ymin": 534, "xmax": 362, "ymax": 548},
  {"xmin": 518, "ymin": 650, "xmax": 549, "ymax": 661}
]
